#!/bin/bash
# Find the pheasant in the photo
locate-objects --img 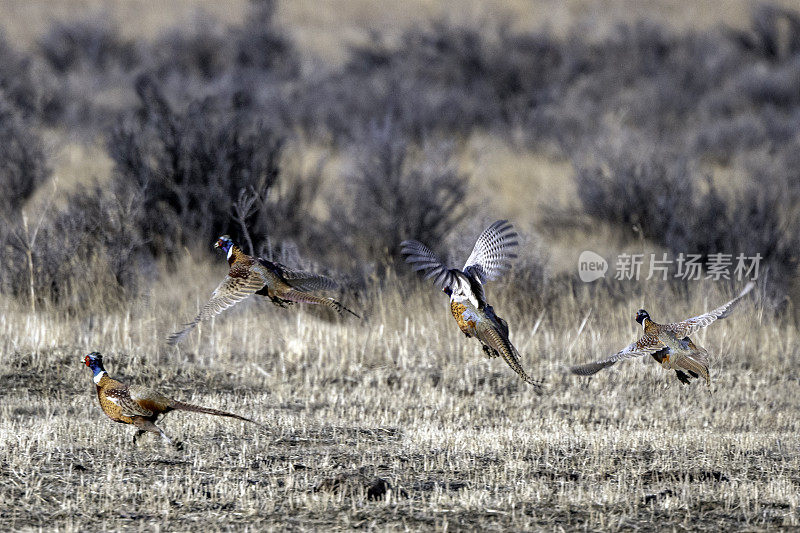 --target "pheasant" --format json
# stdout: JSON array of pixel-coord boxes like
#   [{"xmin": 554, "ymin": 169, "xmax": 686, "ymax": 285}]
[
  {"xmin": 571, "ymin": 282, "xmax": 755, "ymax": 385},
  {"xmin": 83, "ymin": 352, "xmax": 257, "ymax": 447},
  {"xmin": 401, "ymin": 220, "xmax": 543, "ymax": 391},
  {"xmin": 168, "ymin": 235, "xmax": 359, "ymax": 344}
]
